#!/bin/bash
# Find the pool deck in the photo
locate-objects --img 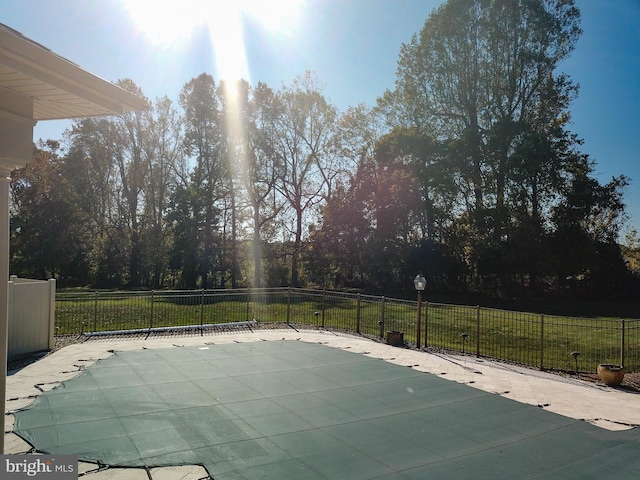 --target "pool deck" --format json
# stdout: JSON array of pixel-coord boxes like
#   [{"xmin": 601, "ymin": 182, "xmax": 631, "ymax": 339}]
[{"xmin": 5, "ymin": 328, "xmax": 640, "ymax": 479}]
